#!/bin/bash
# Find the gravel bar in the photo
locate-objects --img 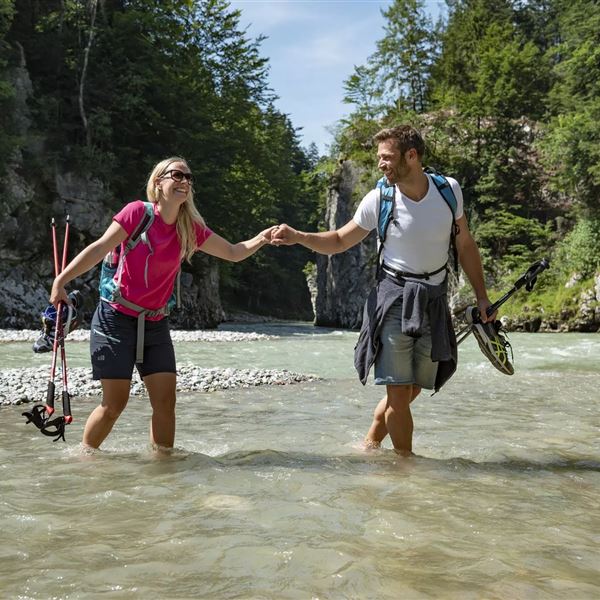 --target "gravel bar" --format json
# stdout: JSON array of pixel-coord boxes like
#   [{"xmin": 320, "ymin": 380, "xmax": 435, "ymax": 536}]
[
  {"xmin": 1, "ymin": 365, "xmax": 319, "ymax": 406},
  {"xmin": 0, "ymin": 329, "xmax": 273, "ymax": 343}
]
